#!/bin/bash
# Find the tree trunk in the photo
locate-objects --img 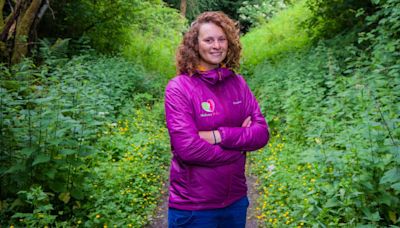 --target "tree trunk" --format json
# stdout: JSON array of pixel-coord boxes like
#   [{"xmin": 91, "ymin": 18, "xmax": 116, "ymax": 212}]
[
  {"xmin": 0, "ymin": 0, "xmax": 4, "ymax": 54},
  {"xmin": 11, "ymin": 0, "xmax": 42, "ymax": 64},
  {"xmin": 180, "ymin": 0, "xmax": 186, "ymax": 18},
  {"xmin": 0, "ymin": 0, "xmax": 5, "ymax": 28}
]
